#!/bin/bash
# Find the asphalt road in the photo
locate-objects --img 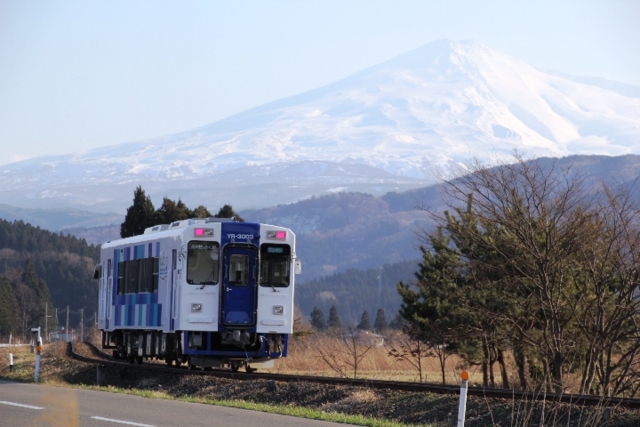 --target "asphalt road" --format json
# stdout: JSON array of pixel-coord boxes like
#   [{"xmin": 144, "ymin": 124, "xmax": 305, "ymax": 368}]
[{"xmin": 0, "ymin": 380, "xmax": 357, "ymax": 427}]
